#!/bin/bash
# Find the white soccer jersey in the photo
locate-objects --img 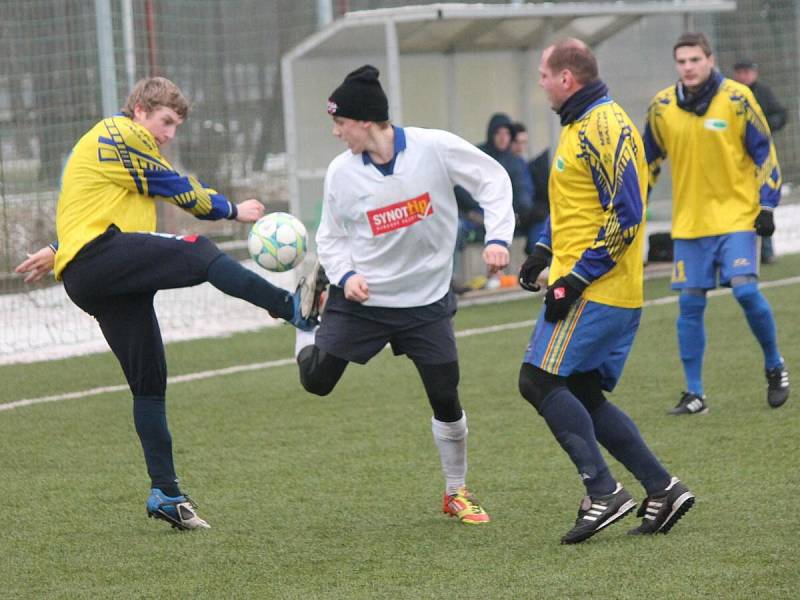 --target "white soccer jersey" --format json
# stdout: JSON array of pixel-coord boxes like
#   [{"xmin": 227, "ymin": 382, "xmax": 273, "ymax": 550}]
[{"xmin": 317, "ymin": 126, "xmax": 515, "ymax": 307}]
